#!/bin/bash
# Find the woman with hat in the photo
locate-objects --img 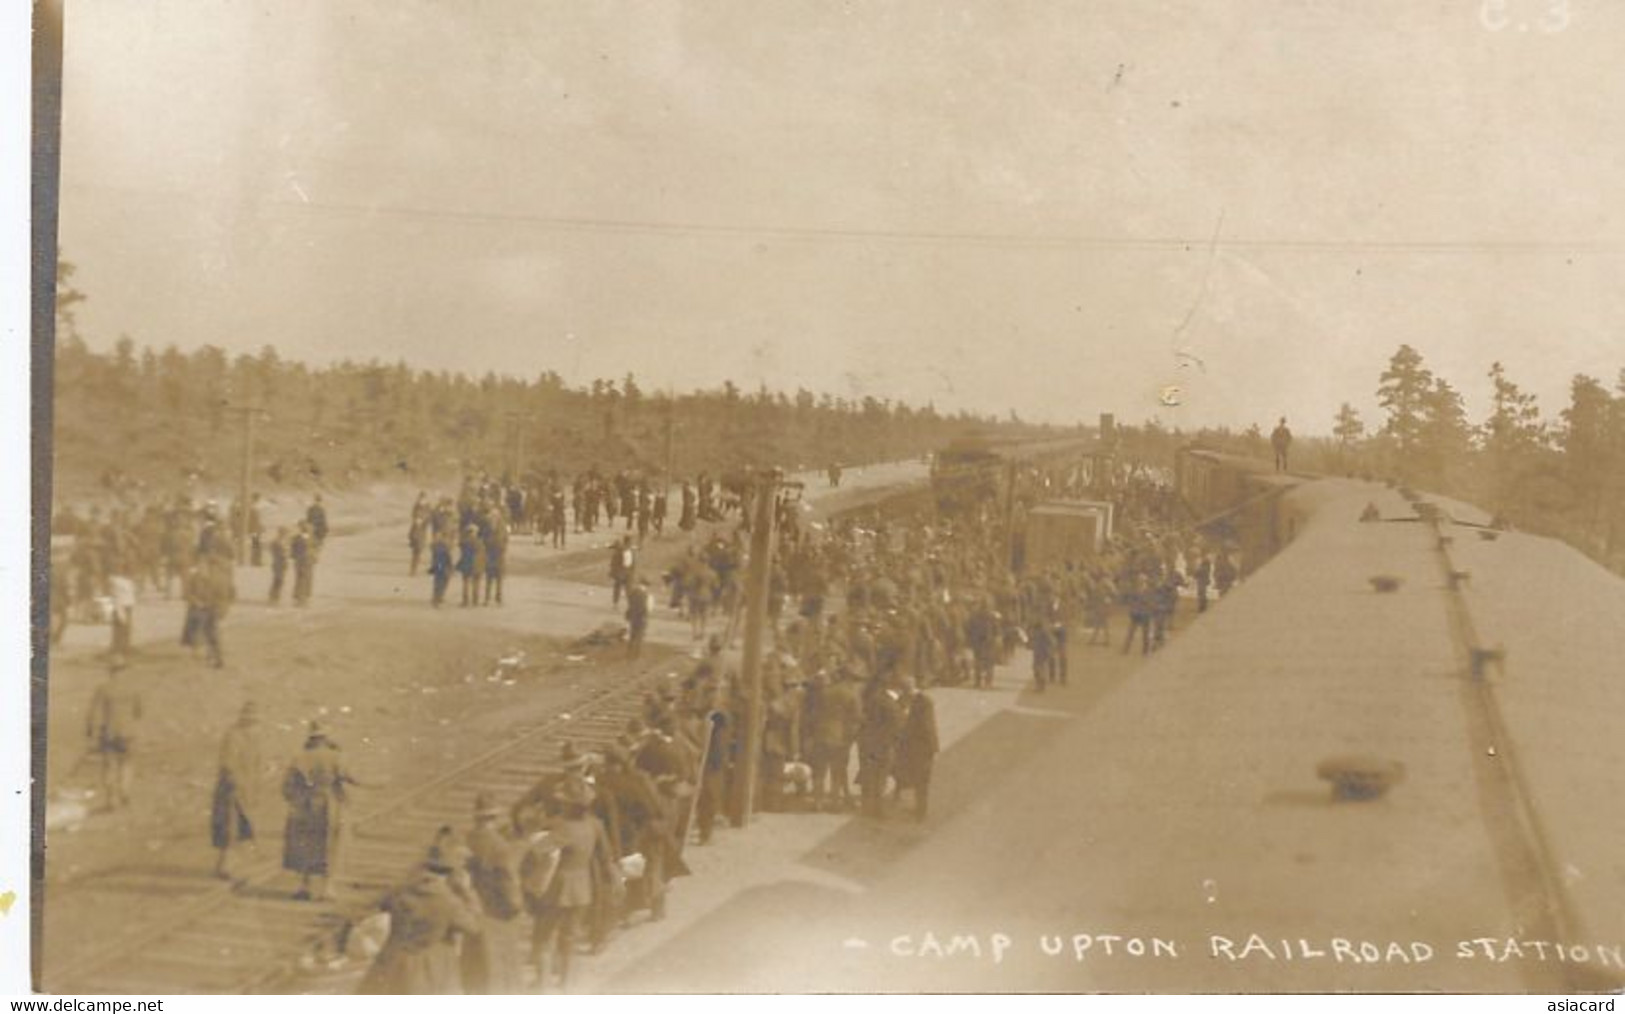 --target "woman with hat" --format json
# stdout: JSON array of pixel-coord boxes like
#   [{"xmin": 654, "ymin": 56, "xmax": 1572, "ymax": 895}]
[
  {"xmin": 211, "ymin": 701, "xmax": 264, "ymax": 881},
  {"xmin": 531, "ymin": 779, "xmax": 615, "ymax": 993},
  {"xmin": 282, "ymin": 721, "xmax": 355, "ymax": 901},
  {"xmin": 357, "ymin": 828, "xmax": 483, "ymax": 994}
]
